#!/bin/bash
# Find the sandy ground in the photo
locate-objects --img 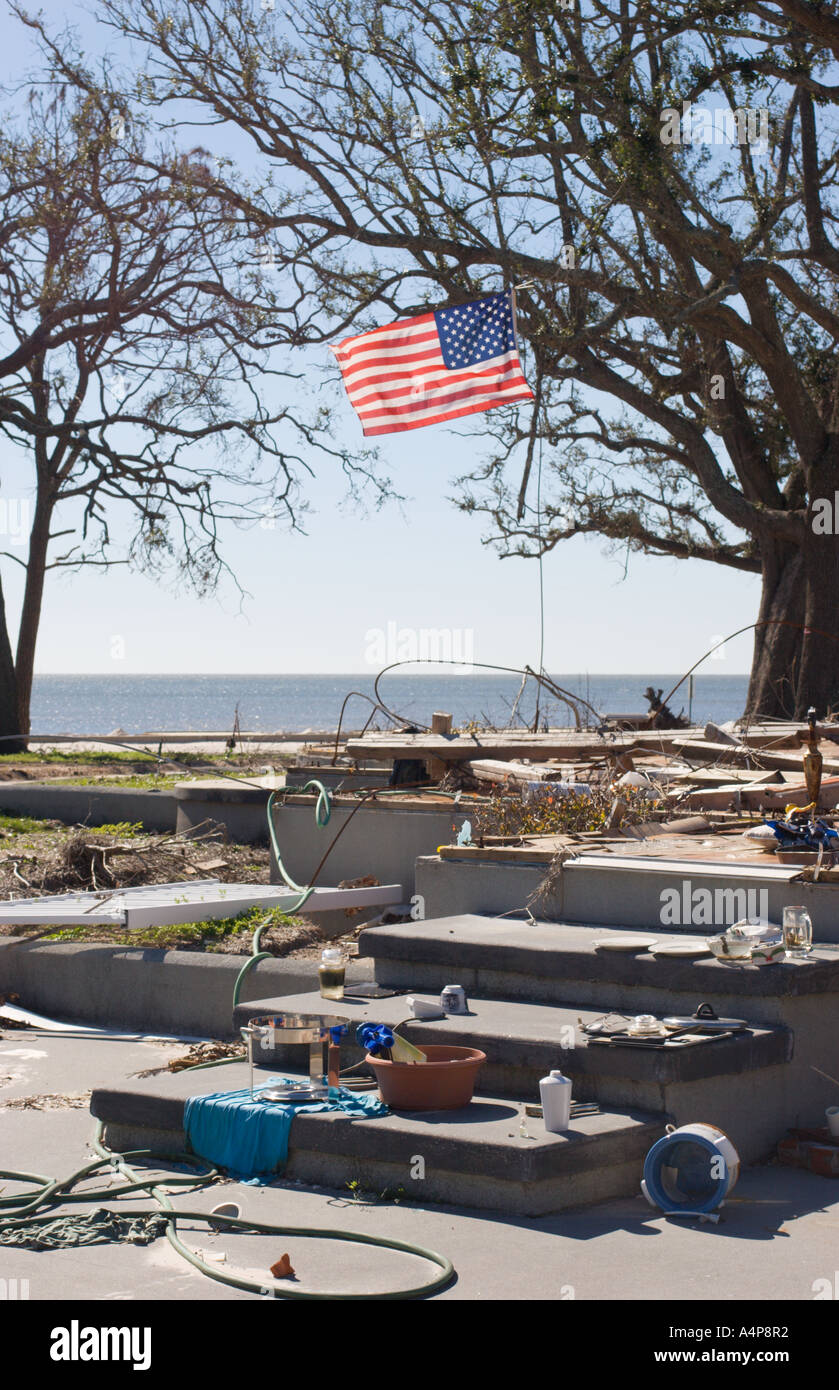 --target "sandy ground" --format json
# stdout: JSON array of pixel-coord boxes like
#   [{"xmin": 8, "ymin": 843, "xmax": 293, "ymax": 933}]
[
  {"xmin": 2, "ymin": 1027, "xmax": 839, "ymax": 1308},
  {"xmin": 23, "ymin": 739, "xmax": 315, "ymax": 756}
]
